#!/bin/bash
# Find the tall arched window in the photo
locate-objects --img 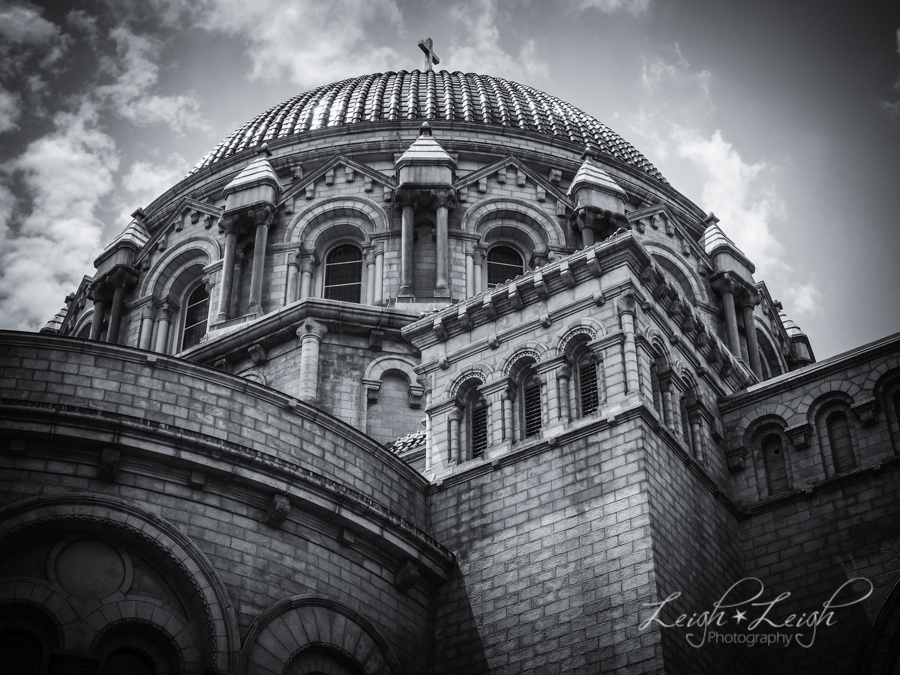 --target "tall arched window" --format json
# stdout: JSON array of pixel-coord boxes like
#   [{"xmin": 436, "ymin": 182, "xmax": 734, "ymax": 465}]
[
  {"xmin": 0, "ymin": 630, "xmax": 42, "ymax": 675},
  {"xmin": 469, "ymin": 395, "xmax": 488, "ymax": 459},
  {"xmin": 181, "ymin": 284, "xmax": 210, "ymax": 350},
  {"xmin": 577, "ymin": 353, "xmax": 600, "ymax": 417},
  {"xmin": 324, "ymin": 245, "xmax": 362, "ymax": 302},
  {"xmin": 487, "ymin": 246, "xmax": 524, "ymax": 288},
  {"xmin": 761, "ymin": 432, "xmax": 789, "ymax": 496},
  {"xmin": 650, "ymin": 361, "xmax": 662, "ymax": 416},
  {"xmin": 522, "ymin": 372, "xmax": 542, "ymax": 439},
  {"xmin": 826, "ymin": 410, "xmax": 855, "ymax": 473}
]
